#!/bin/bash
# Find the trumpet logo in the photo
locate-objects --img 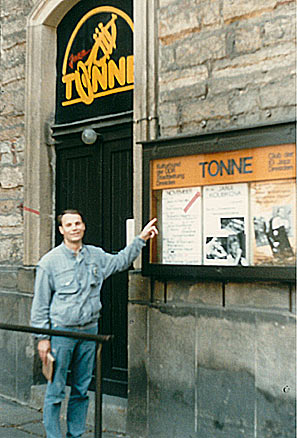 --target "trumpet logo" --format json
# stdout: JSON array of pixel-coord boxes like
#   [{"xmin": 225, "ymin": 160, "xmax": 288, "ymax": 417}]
[{"xmin": 61, "ymin": 7, "xmax": 134, "ymax": 106}]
